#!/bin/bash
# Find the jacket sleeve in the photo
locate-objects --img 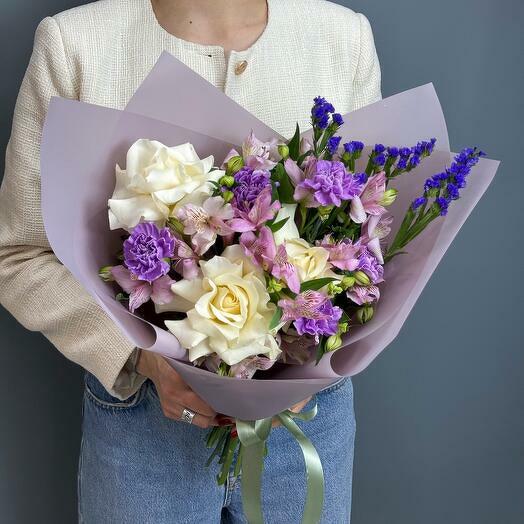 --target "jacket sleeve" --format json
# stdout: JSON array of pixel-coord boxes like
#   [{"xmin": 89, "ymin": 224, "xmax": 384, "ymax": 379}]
[
  {"xmin": 352, "ymin": 13, "xmax": 383, "ymax": 109},
  {"xmin": 0, "ymin": 17, "xmax": 145, "ymax": 399}
]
